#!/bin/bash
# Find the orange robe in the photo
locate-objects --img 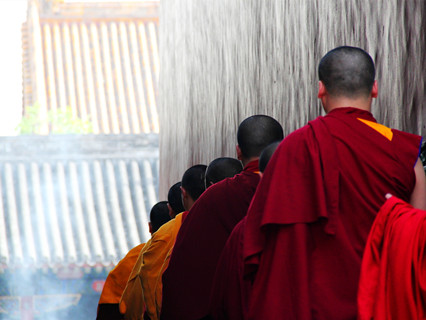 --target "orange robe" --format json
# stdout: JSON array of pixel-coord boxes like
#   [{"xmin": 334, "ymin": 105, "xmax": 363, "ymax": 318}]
[
  {"xmin": 120, "ymin": 241, "xmax": 152, "ymax": 319},
  {"xmin": 154, "ymin": 211, "xmax": 189, "ymax": 318},
  {"xmin": 154, "ymin": 247, "xmax": 173, "ymax": 318},
  {"xmin": 97, "ymin": 243, "xmax": 145, "ymax": 319},
  {"xmin": 140, "ymin": 213, "xmax": 185, "ymax": 320},
  {"xmin": 358, "ymin": 196, "xmax": 426, "ymax": 319},
  {"xmin": 120, "ymin": 213, "xmax": 185, "ymax": 320}
]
